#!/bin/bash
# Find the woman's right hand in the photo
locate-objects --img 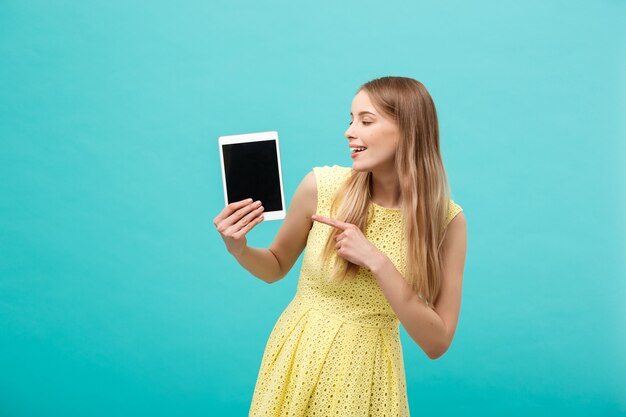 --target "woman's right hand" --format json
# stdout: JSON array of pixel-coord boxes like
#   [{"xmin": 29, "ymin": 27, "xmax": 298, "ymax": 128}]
[{"xmin": 213, "ymin": 198, "xmax": 265, "ymax": 257}]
